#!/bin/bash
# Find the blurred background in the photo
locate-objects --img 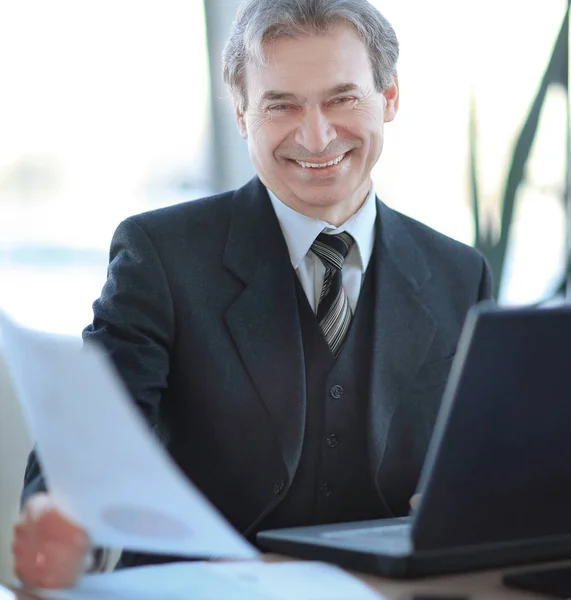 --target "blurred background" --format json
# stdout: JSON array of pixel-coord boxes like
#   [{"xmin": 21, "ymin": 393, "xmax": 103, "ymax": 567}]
[
  {"xmin": 0, "ymin": 0, "xmax": 569, "ymax": 335},
  {"xmin": 0, "ymin": 0, "xmax": 569, "ymax": 581}
]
